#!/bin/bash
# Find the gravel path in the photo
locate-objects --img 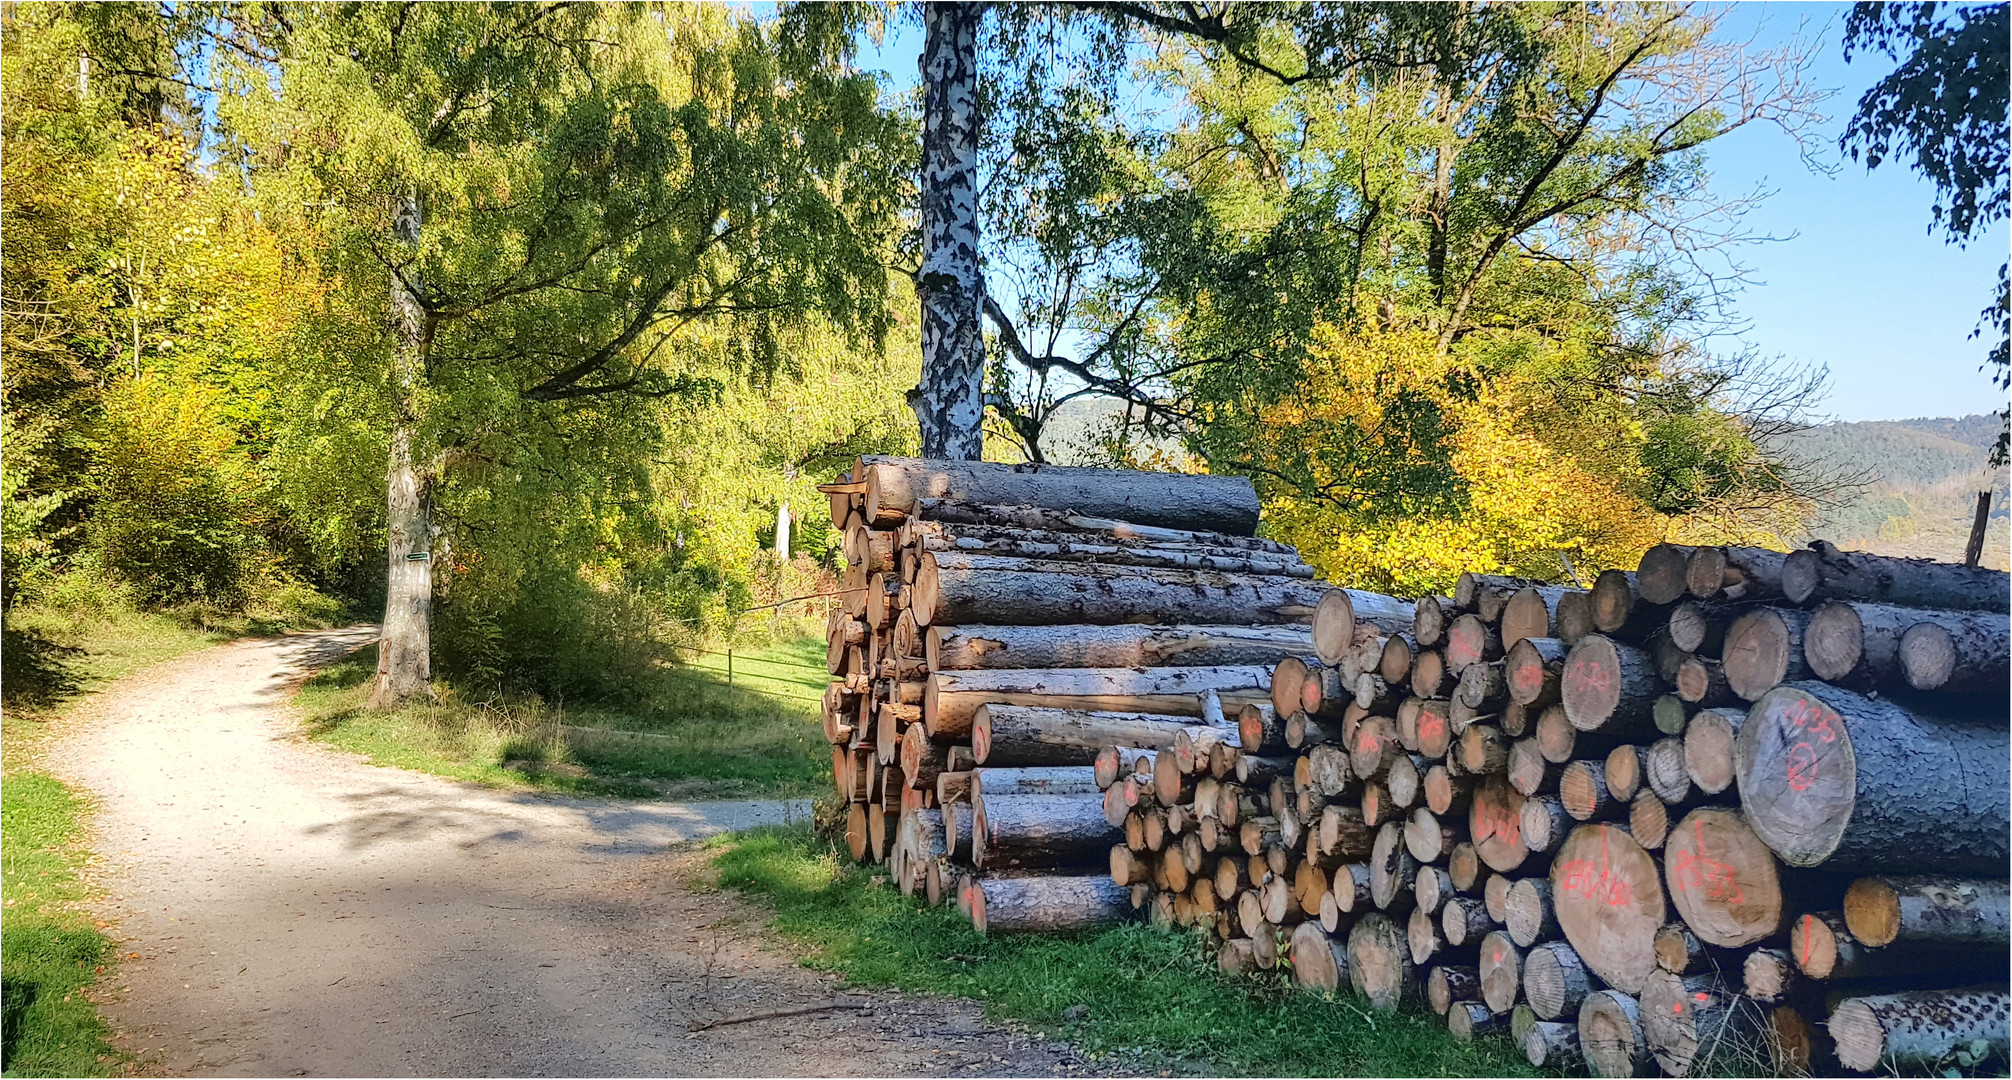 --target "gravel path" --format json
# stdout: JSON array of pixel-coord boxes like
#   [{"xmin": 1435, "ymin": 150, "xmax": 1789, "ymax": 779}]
[{"xmin": 49, "ymin": 627, "xmax": 1091, "ymax": 1077}]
